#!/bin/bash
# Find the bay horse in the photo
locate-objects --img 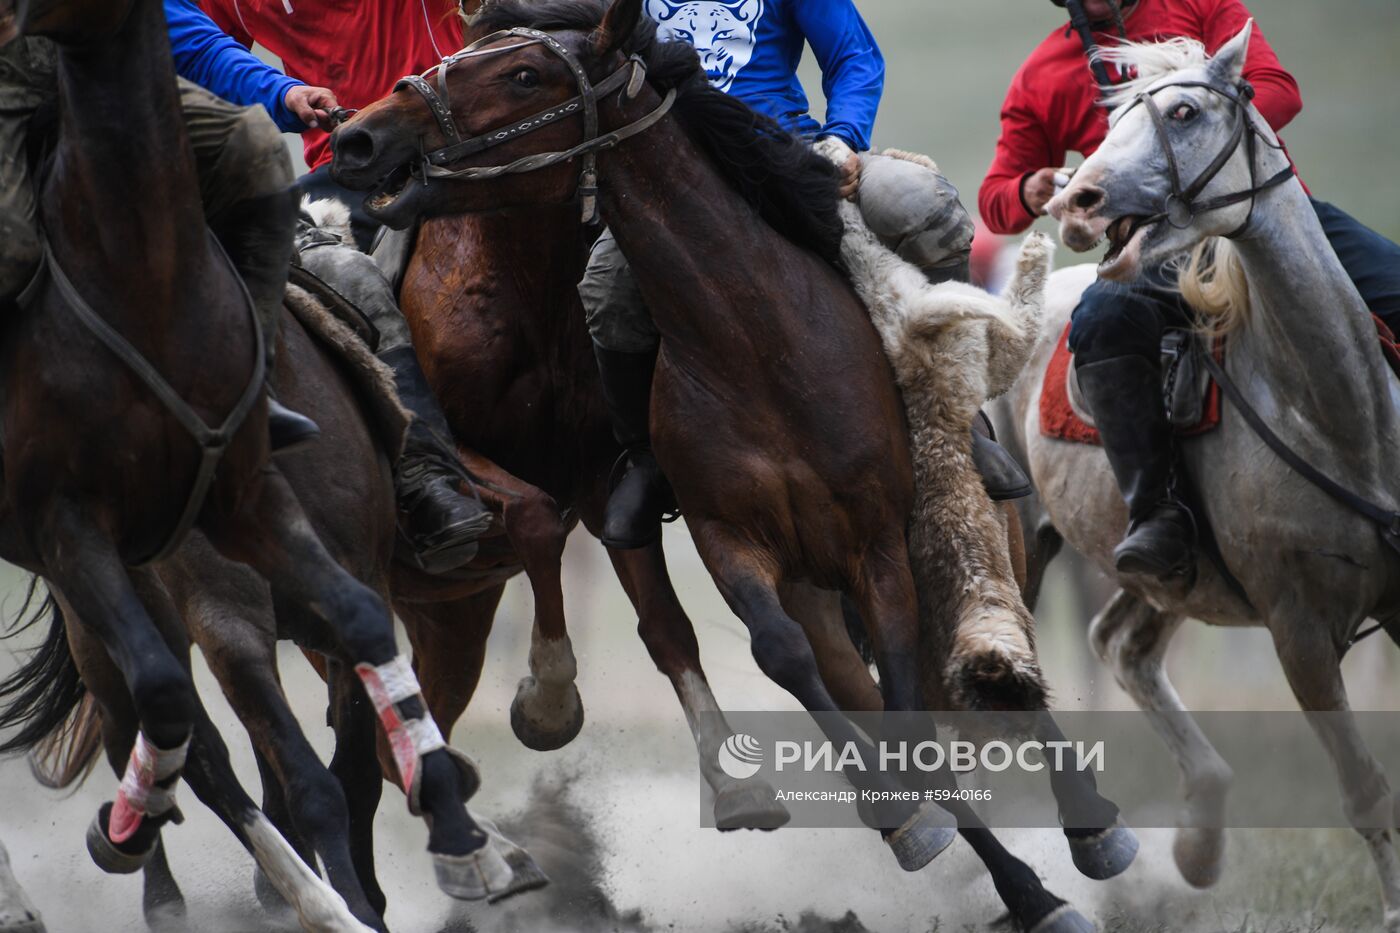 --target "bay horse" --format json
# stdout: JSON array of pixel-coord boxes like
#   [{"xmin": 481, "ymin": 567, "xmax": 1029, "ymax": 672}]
[
  {"xmin": 1004, "ymin": 24, "xmax": 1400, "ymax": 926},
  {"xmin": 330, "ymin": 0, "xmax": 1111, "ymax": 928},
  {"xmin": 0, "ymin": 0, "xmax": 501, "ymax": 917}
]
